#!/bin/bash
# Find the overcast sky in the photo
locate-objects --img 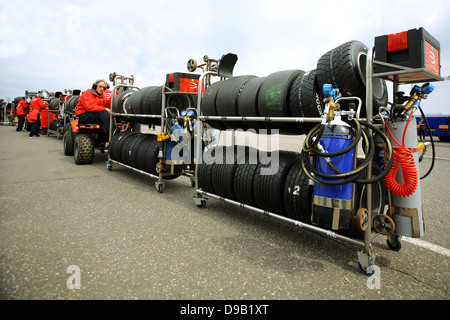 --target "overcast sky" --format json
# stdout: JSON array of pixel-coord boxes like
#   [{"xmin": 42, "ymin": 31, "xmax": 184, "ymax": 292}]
[{"xmin": 1, "ymin": 0, "xmax": 449, "ymax": 113}]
